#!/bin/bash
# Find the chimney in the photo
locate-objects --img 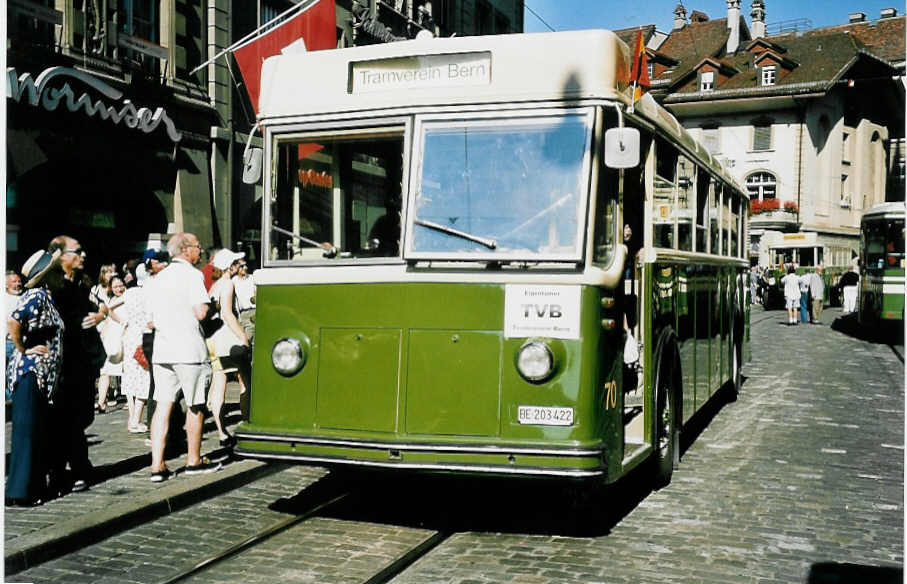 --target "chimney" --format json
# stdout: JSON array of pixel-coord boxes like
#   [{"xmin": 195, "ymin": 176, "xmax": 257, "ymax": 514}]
[
  {"xmin": 674, "ymin": 3, "xmax": 687, "ymax": 30},
  {"xmin": 727, "ymin": 0, "xmax": 741, "ymax": 53},
  {"xmin": 881, "ymin": 7, "xmax": 897, "ymax": 18},
  {"xmin": 750, "ymin": 0, "xmax": 766, "ymax": 39},
  {"xmin": 848, "ymin": 12, "xmax": 866, "ymax": 23}
]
